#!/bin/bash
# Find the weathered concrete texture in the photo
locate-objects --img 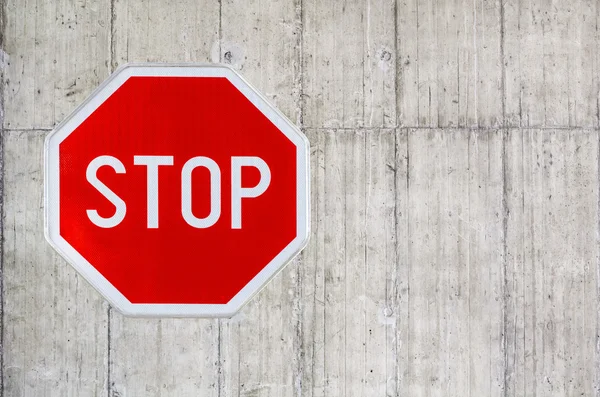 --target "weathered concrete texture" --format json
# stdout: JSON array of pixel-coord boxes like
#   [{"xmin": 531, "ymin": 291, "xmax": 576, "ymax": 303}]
[
  {"xmin": 504, "ymin": 129, "xmax": 599, "ymax": 395},
  {"xmin": 398, "ymin": 0, "xmax": 503, "ymax": 128},
  {"xmin": 301, "ymin": 128, "xmax": 600, "ymax": 396},
  {"xmin": 112, "ymin": 0, "xmax": 220, "ymax": 67},
  {"xmin": 3, "ymin": 131, "xmax": 108, "ymax": 396},
  {"xmin": 301, "ymin": 129, "xmax": 398, "ymax": 396},
  {"xmin": 405, "ymin": 129, "xmax": 505, "ymax": 396},
  {"xmin": 303, "ymin": 1, "xmax": 396, "ymax": 128},
  {"xmin": 110, "ymin": 316, "xmax": 220, "ymax": 396},
  {"xmin": 504, "ymin": 1, "xmax": 599, "ymax": 127},
  {"xmin": 3, "ymin": 0, "xmax": 110, "ymax": 130},
  {"xmin": 2, "ymin": 0, "xmax": 600, "ymax": 396}
]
